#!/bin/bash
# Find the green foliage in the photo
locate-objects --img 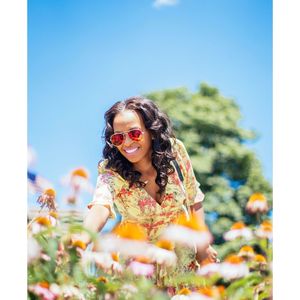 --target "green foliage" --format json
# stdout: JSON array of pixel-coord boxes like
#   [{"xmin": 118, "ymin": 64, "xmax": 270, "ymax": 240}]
[{"xmin": 145, "ymin": 82, "xmax": 272, "ymax": 245}]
